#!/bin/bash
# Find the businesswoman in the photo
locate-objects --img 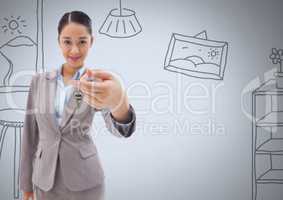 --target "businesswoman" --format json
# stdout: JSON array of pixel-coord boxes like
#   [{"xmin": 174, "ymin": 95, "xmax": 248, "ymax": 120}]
[{"xmin": 20, "ymin": 11, "xmax": 136, "ymax": 200}]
